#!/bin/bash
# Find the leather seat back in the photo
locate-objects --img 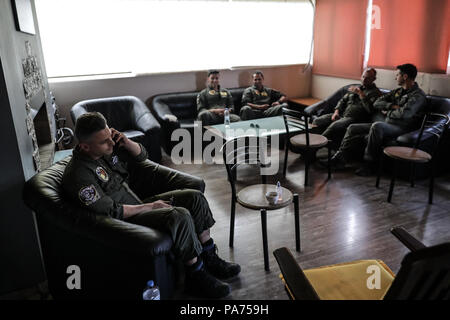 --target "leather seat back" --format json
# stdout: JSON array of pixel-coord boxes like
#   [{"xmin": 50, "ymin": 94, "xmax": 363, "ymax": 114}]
[
  {"xmin": 427, "ymin": 95, "xmax": 450, "ymax": 116},
  {"xmin": 153, "ymin": 92, "xmax": 198, "ymax": 120},
  {"xmin": 71, "ymin": 96, "xmax": 143, "ymax": 132}
]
